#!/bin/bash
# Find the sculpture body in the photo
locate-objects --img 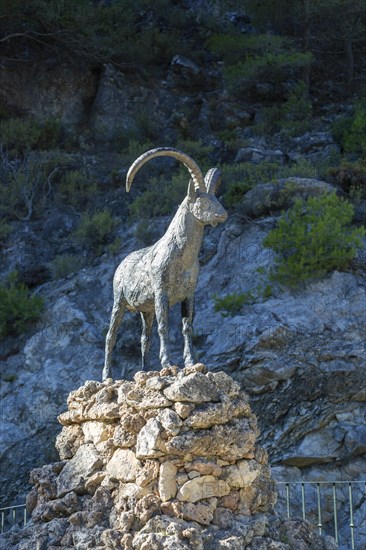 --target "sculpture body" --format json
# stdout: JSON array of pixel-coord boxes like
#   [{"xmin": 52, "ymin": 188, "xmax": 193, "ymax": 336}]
[{"xmin": 103, "ymin": 148, "xmax": 227, "ymax": 380}]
